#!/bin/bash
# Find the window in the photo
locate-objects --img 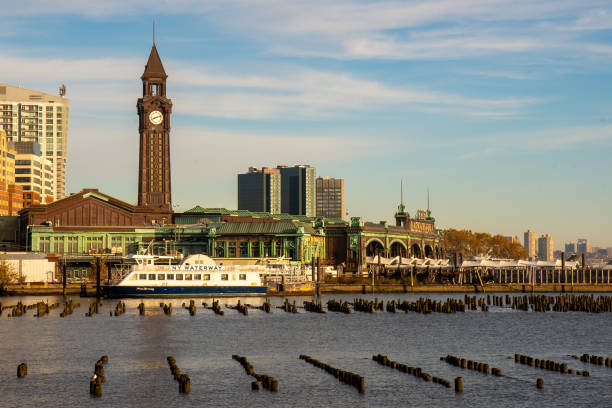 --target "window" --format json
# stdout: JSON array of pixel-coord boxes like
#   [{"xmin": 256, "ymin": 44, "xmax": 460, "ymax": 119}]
[
  {"xmin": 39, "ymin": 237, "xmax": 50, "ymax": 253},
  {"xmin": 67, "ymin": 236, "xmax": 78, "ymax": 253},
  {"xmin": 176, "ymin": 274, "xmax": 183, "ymax": 280},
  {"xmin": 185, "ymin": 274, "xmax": 193, "ymax": 281},
  {"xmin": 139, "ymin": 274, "xmax": 147, "ymax": 280},
  {"xmin": 195, "ymin": 274, "xmax": 201, "ymax": 280},
  {"xmin": 158, "ymin": 274, "xmax": 165, "ymax": 280},
  {"xmin": 239, "ymin": 274, "xmax": 247, "ymax": 280},
  {"xmin": 148, "ymin": 274, "xmax": 156, "ymax": 280},
  {"xmin": 203, "ymin": 274, "xmax": 210, "ymax": 281},
  {"xmin": 54, "ymin": 237, "xmax": 64, "ymax": 254},
  {"xmin": 166, "ymin": 274, "xmax": 174, "ymax": 280},
  {"xmin": 221, "ymin": 274, "xmax": 228, "ymax": 281}
]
